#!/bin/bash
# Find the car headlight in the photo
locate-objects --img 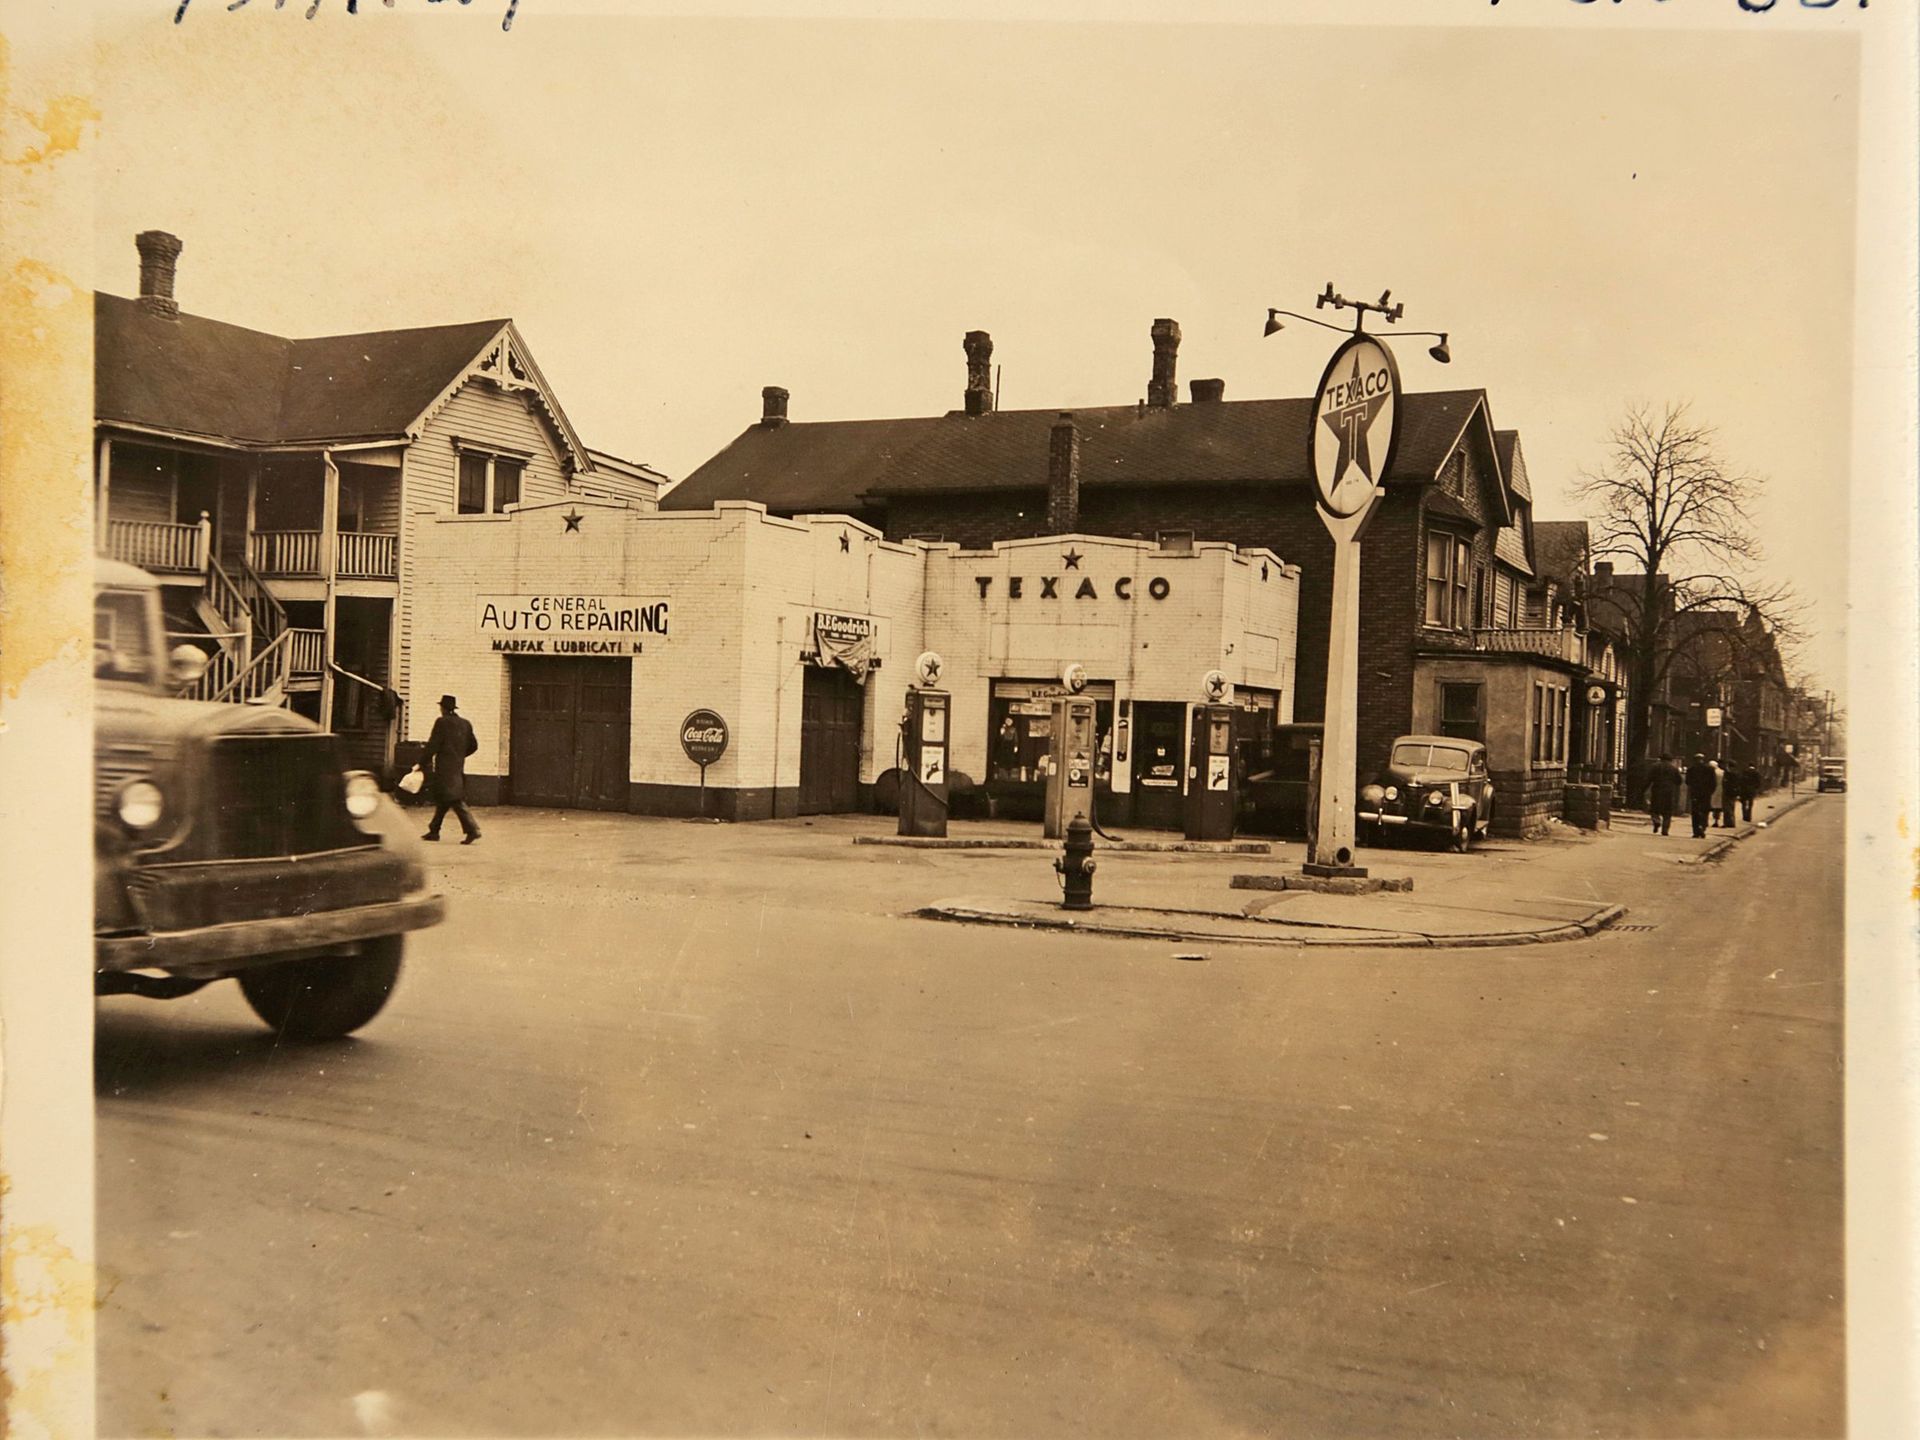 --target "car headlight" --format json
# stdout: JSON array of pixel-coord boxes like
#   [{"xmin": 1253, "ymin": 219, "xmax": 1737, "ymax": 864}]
[
  {"xmin": 118, "ymin": 780, "xmax": 165, "ymax": 829},
  {"xmin": 343, "ymin": 771, "xmax": 382, "ymax": 820},
  {"xmin": 1383, "ymin": 785, "xmax": 1398, "ymax": 801},
  {"xmin": 1426, "ymin": 790, "xmax": 1445, "ymax": 808}
]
